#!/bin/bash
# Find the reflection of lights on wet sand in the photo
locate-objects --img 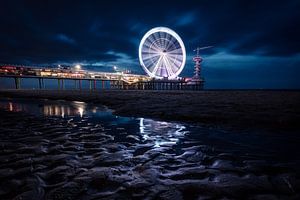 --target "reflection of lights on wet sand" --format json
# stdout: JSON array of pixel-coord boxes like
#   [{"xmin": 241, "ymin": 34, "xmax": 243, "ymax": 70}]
[
  {"xmin": 78, "ymin": 107, "xmax": 84, "ymax": 118},
  {"xmin": 2, "ymin": 100, "xmax": 87, "ymax": 119},
  {"xmin": 139, "ymin": 118, "xmax": 145, "ymax": 134},
  {"xmin": 139, "ymin": 118, "xmax": 188, "ymax": 148},
  {"xmin": 0, "ymin": 102, "xmax": 23, "ymax": 112},
  {"xmin": 61, "ymin": 106, "xmax": 65, "ymax": 118},
  {"xmin": 42, "ymin": 101, "xmax": 86, "ymax": 118},
  {"xmin": 73, "ymin": 101, "xmax": 86, "ymax": 118},
  {"xmin": 9, "ymin": 102, "xmax": 13, "ymax": 111},
  {"xmin": 55, "ymin": 106, "xmax": 59, "ymax": 115}
]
